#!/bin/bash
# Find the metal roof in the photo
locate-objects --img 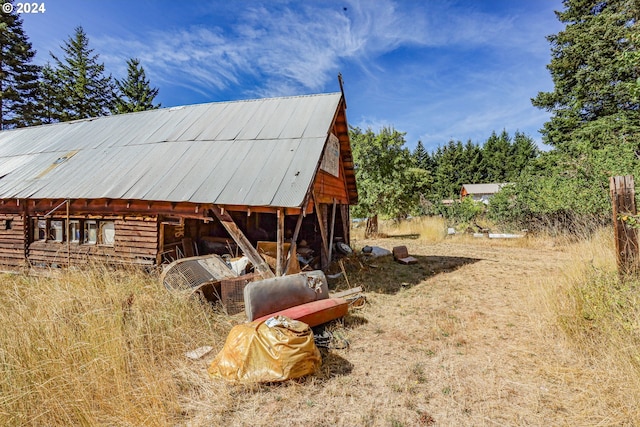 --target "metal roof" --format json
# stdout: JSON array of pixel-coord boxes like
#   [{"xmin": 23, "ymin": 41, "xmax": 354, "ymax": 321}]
[
  {"xmin": 461, "ymin": 183, "xmax": 510, "ymax": 195},
  {"xmin": 0, "ymin": 93, "xmax": 345, "ymax": 208}
]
